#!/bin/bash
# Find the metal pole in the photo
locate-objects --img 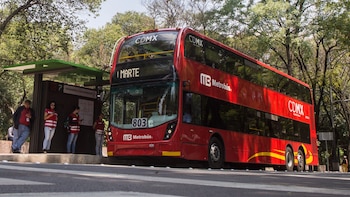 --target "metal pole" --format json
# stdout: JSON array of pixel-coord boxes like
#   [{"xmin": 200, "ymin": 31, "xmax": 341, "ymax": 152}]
[
  {"xmin": 330, "ymin": 75, "xmax": 334, "ymax": 131},
  {"xmin": 326, "ymin": 140, "xmax": 329, "ymax": 172},
  {"xmin": 330, "ymin": 74, "xmax": 339, "ymax": 170}
]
